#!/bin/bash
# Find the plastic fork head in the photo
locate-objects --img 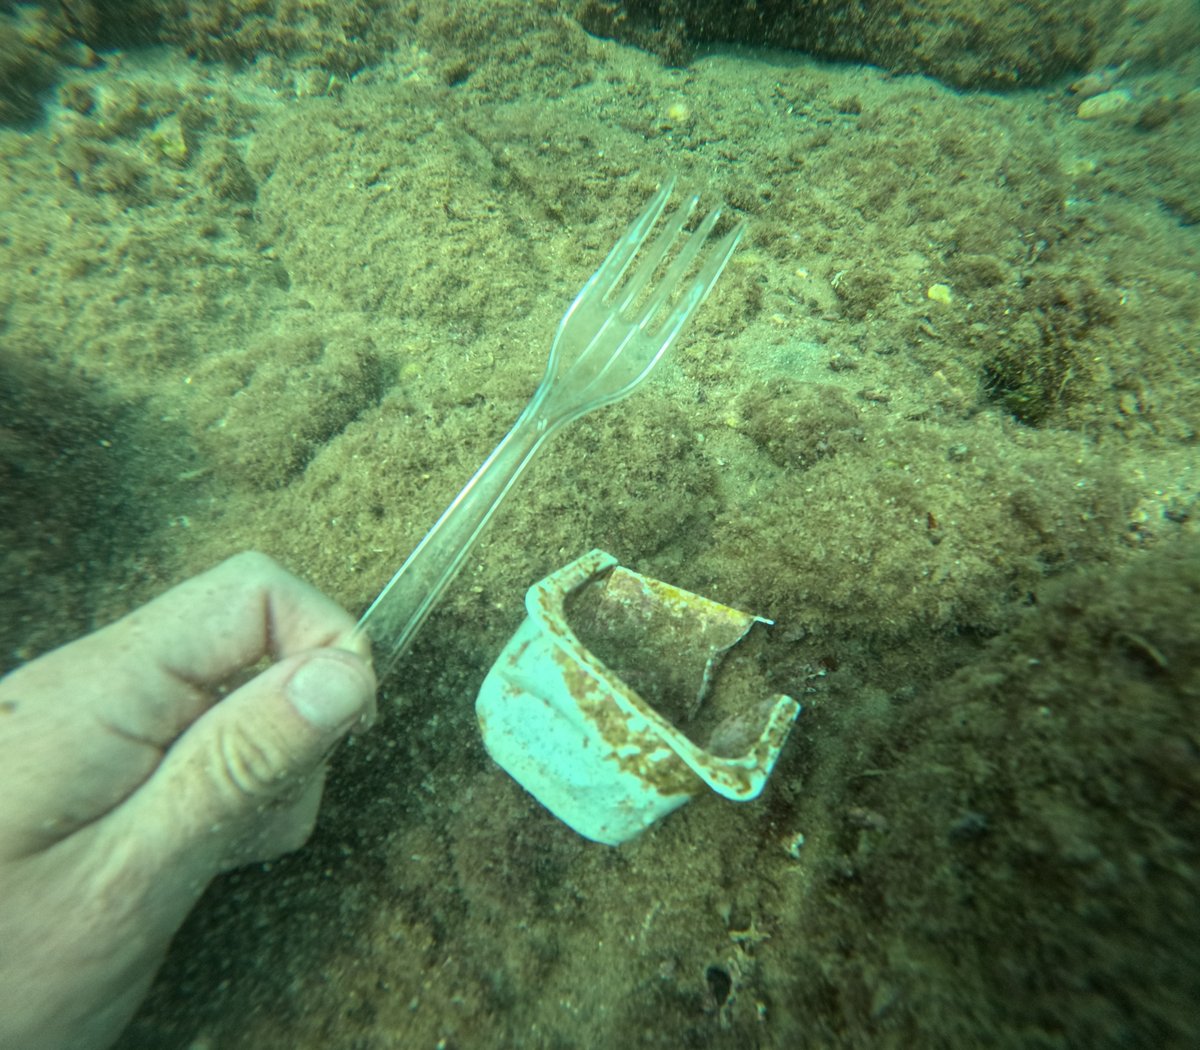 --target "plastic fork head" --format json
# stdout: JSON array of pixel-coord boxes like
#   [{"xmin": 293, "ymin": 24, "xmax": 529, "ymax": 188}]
[{"xmin": 537, "ymin": 180, "xmax": 745, "ymax": 427}]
